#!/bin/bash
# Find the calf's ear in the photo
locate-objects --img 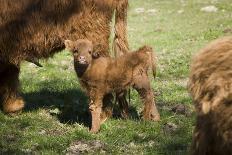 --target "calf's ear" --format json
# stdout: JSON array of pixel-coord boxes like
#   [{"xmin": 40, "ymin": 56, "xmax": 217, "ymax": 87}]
[
  {"xmin": 92, "ymin": 51, "xmax": 100, "ymax": 59},
  {"xmin": 64, "ymin": 40, "xmax": 73, "ymax": 51},
  {"xmin": 92, "ymin": 43, "xmax": 102, "ymax": 59}
]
